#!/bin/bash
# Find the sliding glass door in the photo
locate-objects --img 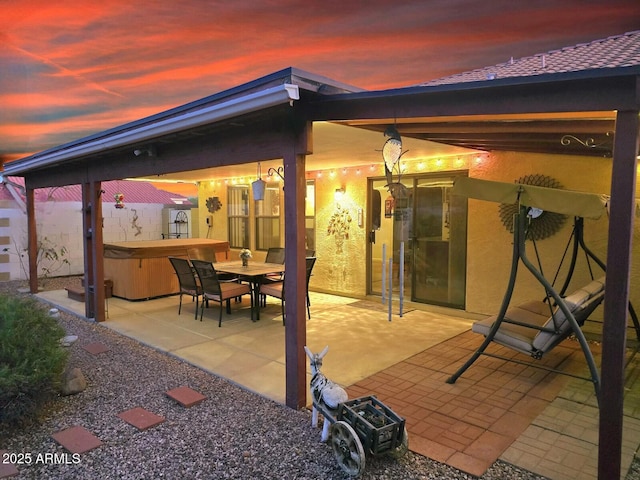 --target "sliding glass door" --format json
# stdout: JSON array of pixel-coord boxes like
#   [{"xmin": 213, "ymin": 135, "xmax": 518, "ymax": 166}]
[{"xmin": 368, "ymin": 173, "xmax": 467, "ymax": 308}]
